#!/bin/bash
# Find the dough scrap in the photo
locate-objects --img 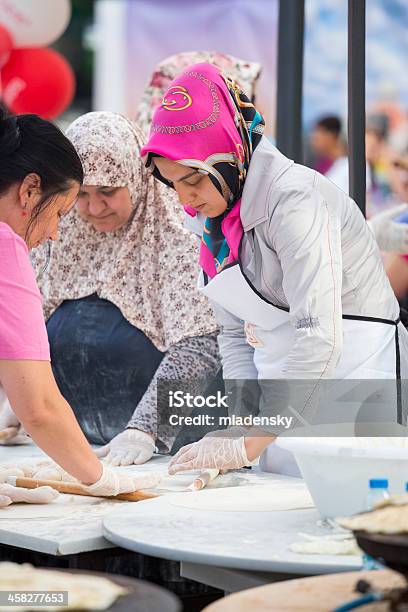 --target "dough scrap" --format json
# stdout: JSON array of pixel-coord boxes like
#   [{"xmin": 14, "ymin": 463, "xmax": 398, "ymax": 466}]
[
  {"xmin": 0, "ymin": 483, "xmax": 59, "ymax": 504},
  {"xmin": 168, "ymin": 483, "xmax": 314, "ymax": 512},
  {"xmin": 0, "ymin": 562, "xmax": 127, "ymax": 610},
  {"xmin": 338, "ymin": 505, "xmax": 408, "ymax": 534},
  {"xmin": 289, "ymin": 538, "xmax": 360, "ymax": 556}
]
